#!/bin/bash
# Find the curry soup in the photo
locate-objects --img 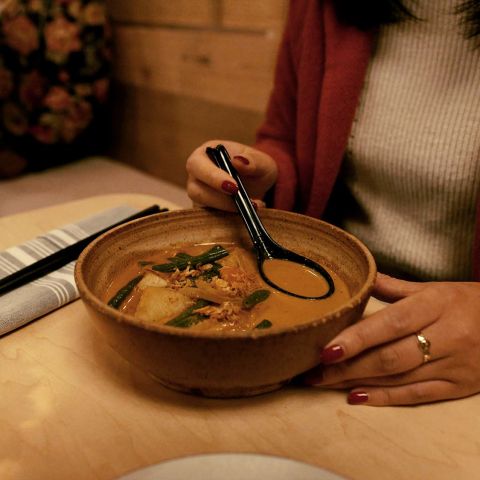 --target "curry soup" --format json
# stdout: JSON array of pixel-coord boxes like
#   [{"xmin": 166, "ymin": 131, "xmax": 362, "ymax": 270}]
[{"xmin": 104, "ymin": 243, "xmax": 350, "ymax": 332}]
